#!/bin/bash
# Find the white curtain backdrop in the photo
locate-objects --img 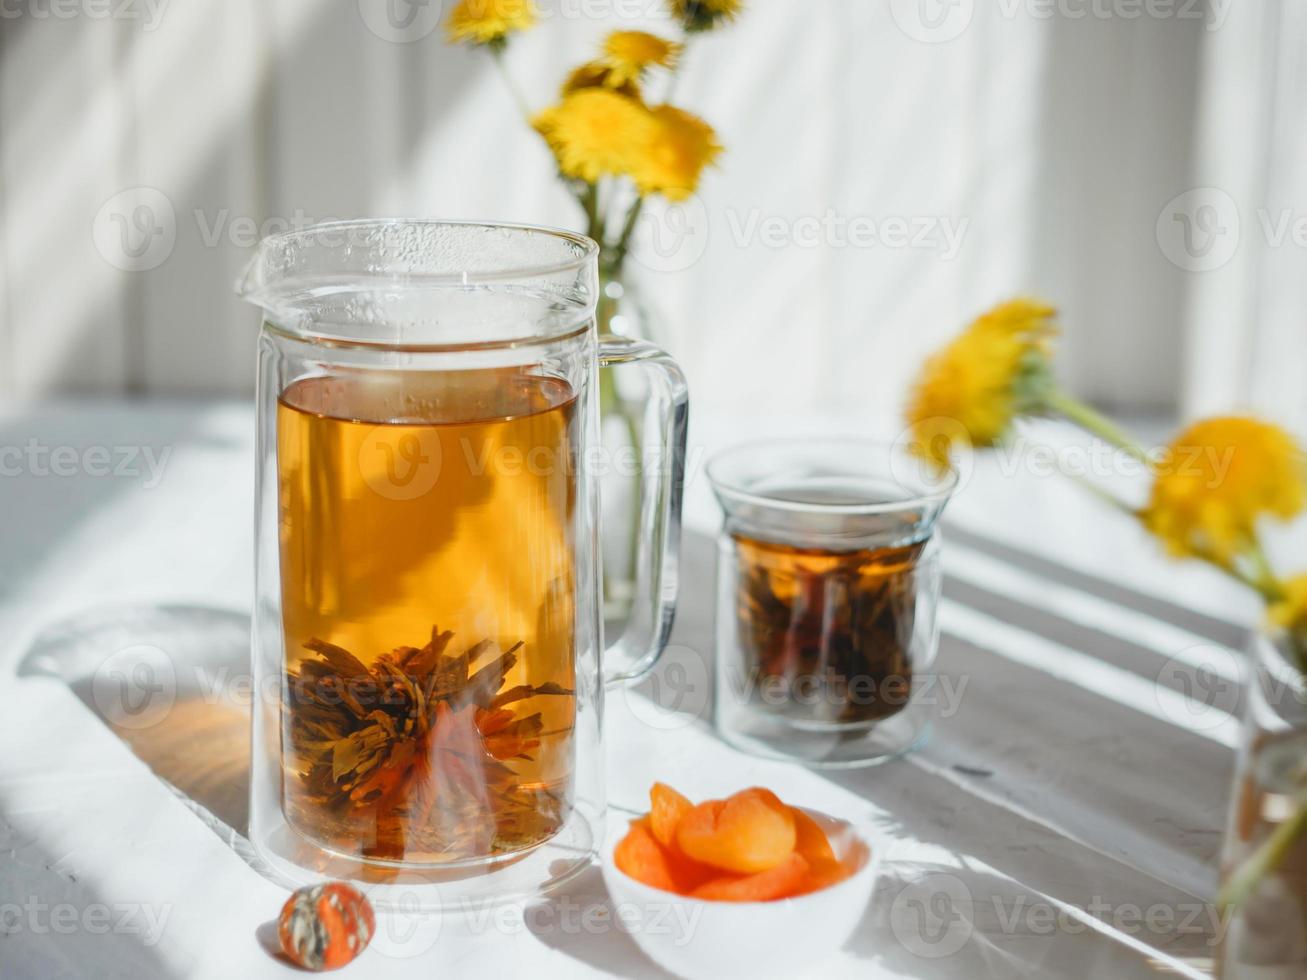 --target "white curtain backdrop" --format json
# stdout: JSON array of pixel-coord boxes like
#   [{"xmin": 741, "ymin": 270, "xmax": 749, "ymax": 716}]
[{"xmin": 0, "ymin": 0, "xmax": 1300, "ymax": 436}]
